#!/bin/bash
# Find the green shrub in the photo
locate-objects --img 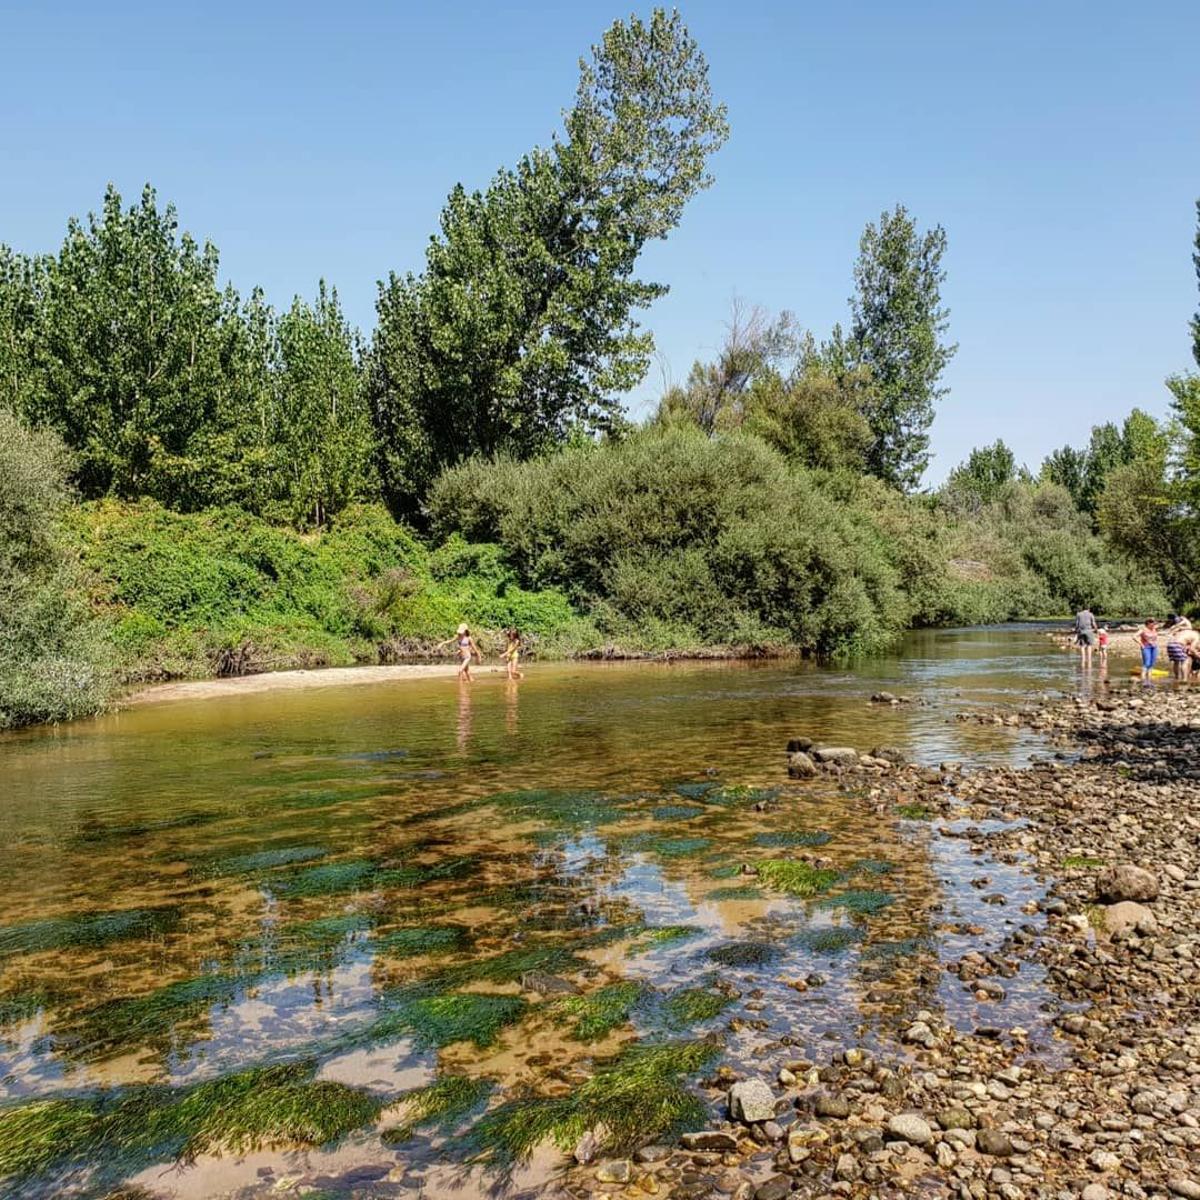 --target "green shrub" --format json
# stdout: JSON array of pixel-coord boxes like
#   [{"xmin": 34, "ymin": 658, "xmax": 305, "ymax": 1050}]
[{"xmin": 0, "ymin": 411, "xmax": 110, "ymax": 727}]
